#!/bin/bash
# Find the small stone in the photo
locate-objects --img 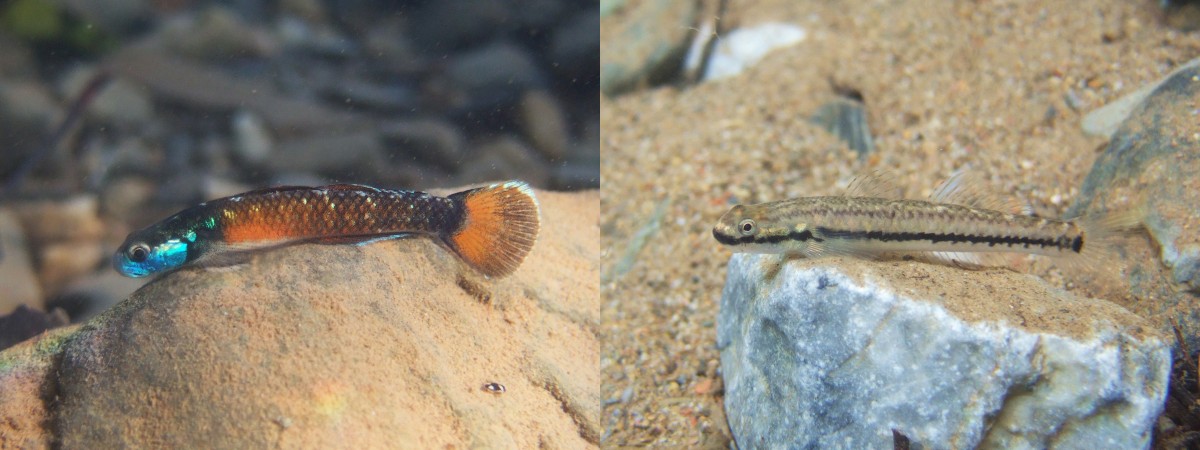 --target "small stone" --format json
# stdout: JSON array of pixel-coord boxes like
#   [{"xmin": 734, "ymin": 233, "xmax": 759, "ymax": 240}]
[
  {"xmin": 550, "ymin": 9, "xmax": 600, "ymax": 80},
  {"xmin": 810, "ymin": 96, "xmax": 874, "ymax": 157},
  {"xmin": 447, "ymin": 41, "xmax": 546, "ymax": 99},
  {"xmin": 267, "ymin": 131, "xmax": 384, "ymax": 177},
  {"xmin": 379, "ymin": 120, "xmax": 465, "ymax": 169},
  {"xmin": 12, "ymin": 196, "xmax": 106, "ymax": 246},
  {"xmin": 0, "ymin": 209, "xmax": 42, "ymax": 314},
  {"xmin": 519, "ymin": 90, "xmax": 570, "ymax": 161},
  {"xmin": 459, "ymin": 137, "xmax": 549, "ymax": 187},
  {"xmin": 100, "ymin": 177, "xmax": 156, "ymax": 225},
  {"xmin": 697, "ymin": 22, "xmax": 807, "ymax": 81},
  {"xmin": 231, "ymin": 110, "xmax": 273, "ymax": 165},
  {"xmin": 718, "ymin": 255, "xmax": 1169, "ymax": 449},
  {"xmin": 159, "ymin": 6, "xmax": 278, "ymax": 60}
]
